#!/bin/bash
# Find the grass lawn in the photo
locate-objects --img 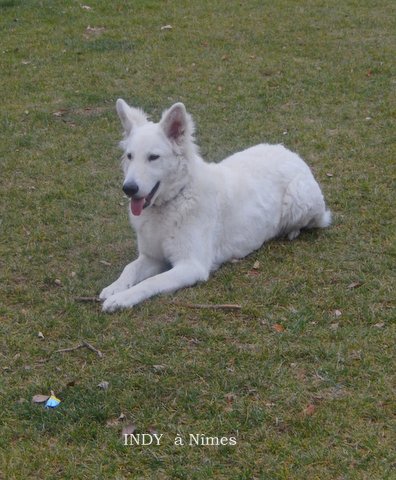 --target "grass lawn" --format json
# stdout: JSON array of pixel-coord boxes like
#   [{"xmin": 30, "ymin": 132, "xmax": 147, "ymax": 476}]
[{"xmin": 0, "ymin": 0, "xmax": 394, "ymax": 478}]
